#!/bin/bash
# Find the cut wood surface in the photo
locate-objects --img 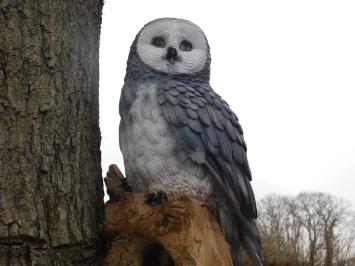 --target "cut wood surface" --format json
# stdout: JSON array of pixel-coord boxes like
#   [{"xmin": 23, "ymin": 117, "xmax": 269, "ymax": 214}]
[{"xmin": 103, "ymin": 164, "xmax": 233, "ymax": 266}]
